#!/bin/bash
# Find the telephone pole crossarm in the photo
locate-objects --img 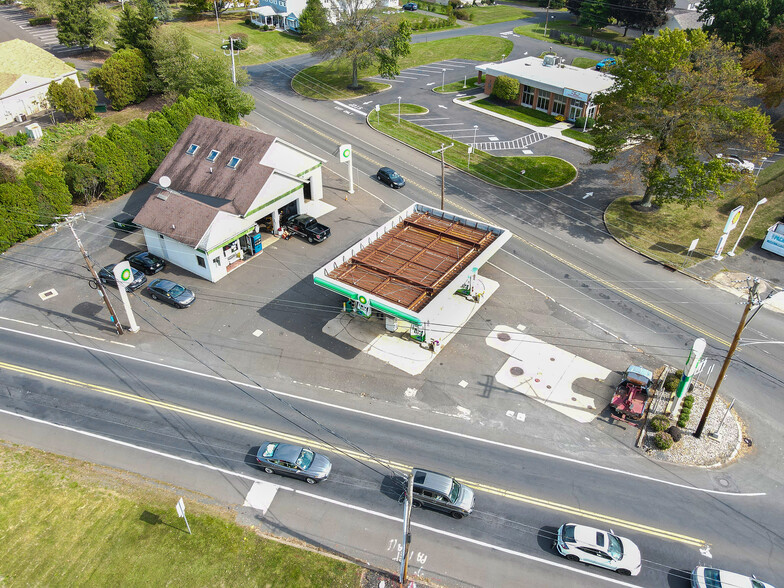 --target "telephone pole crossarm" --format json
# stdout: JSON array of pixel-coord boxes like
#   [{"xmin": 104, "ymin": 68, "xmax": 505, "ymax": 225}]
[{"xmin": 430, "ymin": 143, "xmax": 454, "ymax": 211}]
